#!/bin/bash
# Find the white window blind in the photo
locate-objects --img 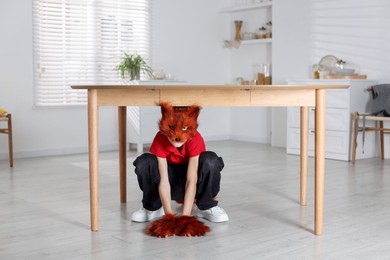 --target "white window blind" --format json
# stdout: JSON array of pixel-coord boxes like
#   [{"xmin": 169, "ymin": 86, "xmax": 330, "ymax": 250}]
[{"xmin": 32, "ymin": 0, "xmax": 152, "ymax": 106}]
